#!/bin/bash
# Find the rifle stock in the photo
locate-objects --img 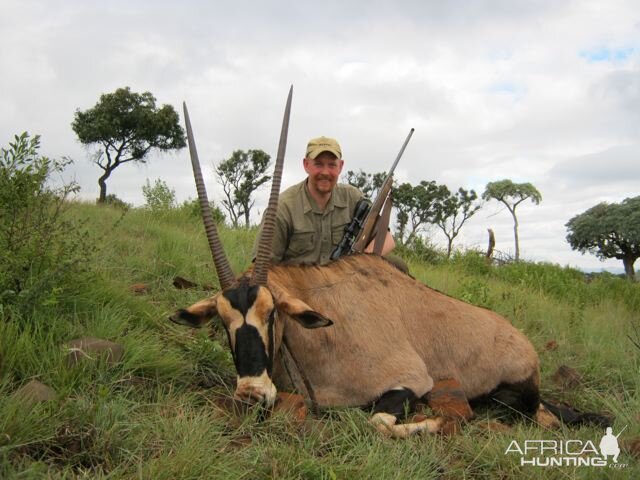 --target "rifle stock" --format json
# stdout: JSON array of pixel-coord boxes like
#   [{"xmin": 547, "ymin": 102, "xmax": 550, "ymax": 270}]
[{"xmin": 352, "ymin": 128, "xmax": 414, "ymax": 253}]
